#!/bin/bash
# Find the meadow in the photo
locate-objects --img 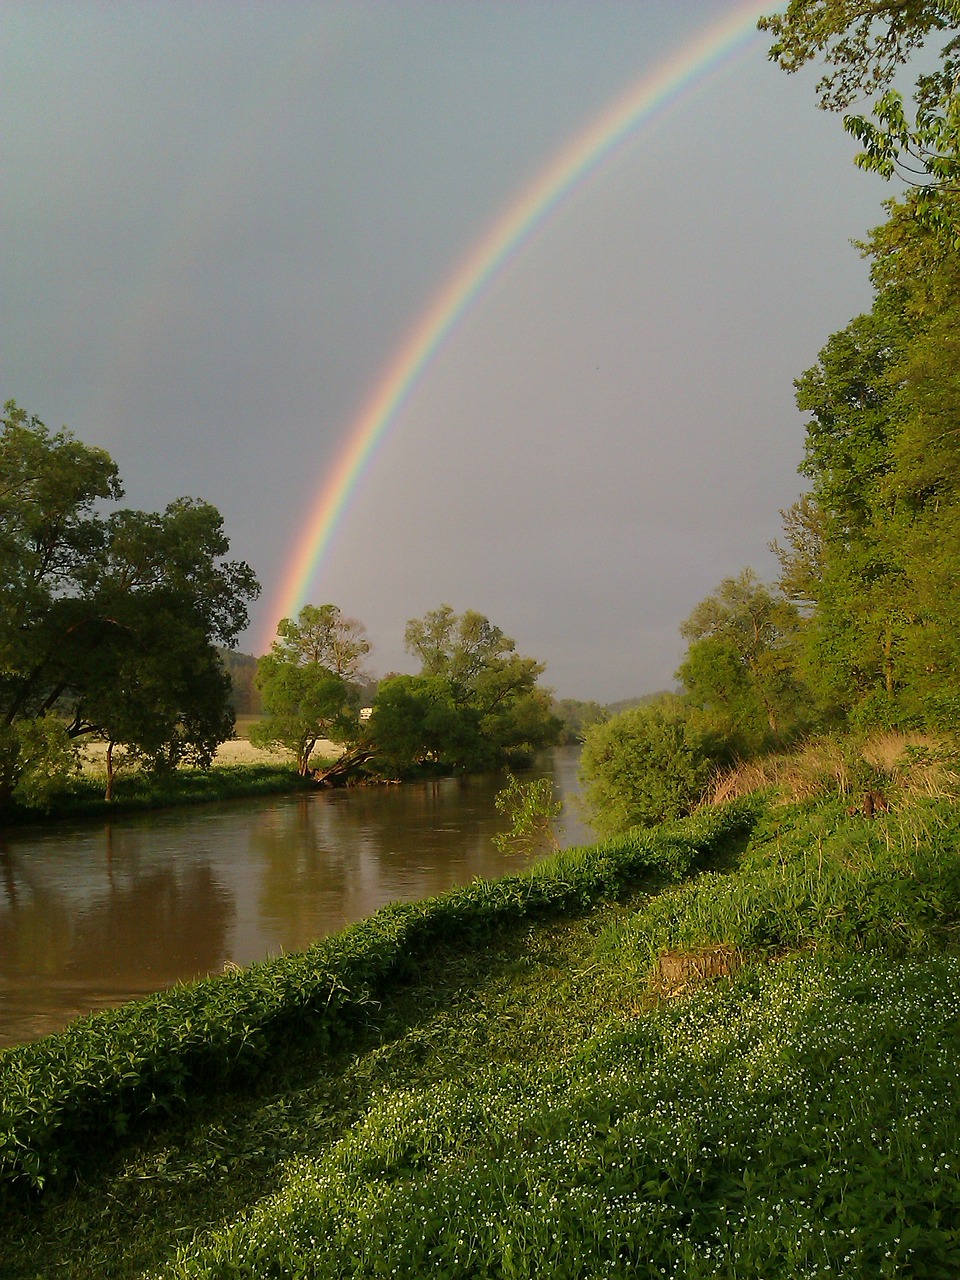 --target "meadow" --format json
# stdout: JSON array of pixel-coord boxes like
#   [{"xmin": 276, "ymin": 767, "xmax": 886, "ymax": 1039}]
[{"xmin": 2, "ymin": 794, "xmax": 959, "ymax": 1277}]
